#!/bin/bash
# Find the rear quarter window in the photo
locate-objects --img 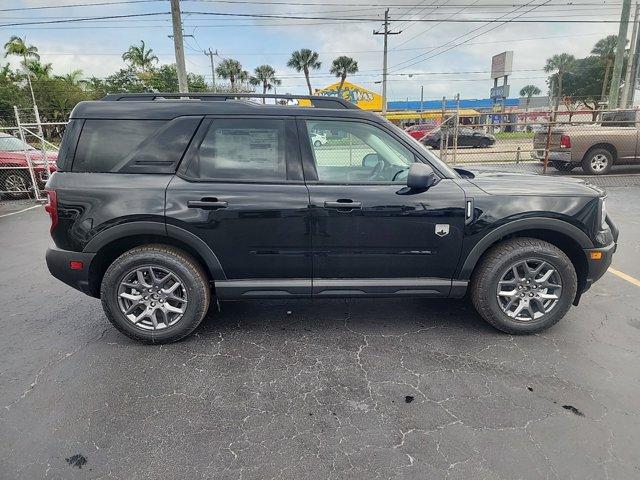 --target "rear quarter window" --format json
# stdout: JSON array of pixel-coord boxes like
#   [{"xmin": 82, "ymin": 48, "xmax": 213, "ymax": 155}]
[{"xmin": 71, "ymin": 117, "xmax": 201, "ymax": 173}]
